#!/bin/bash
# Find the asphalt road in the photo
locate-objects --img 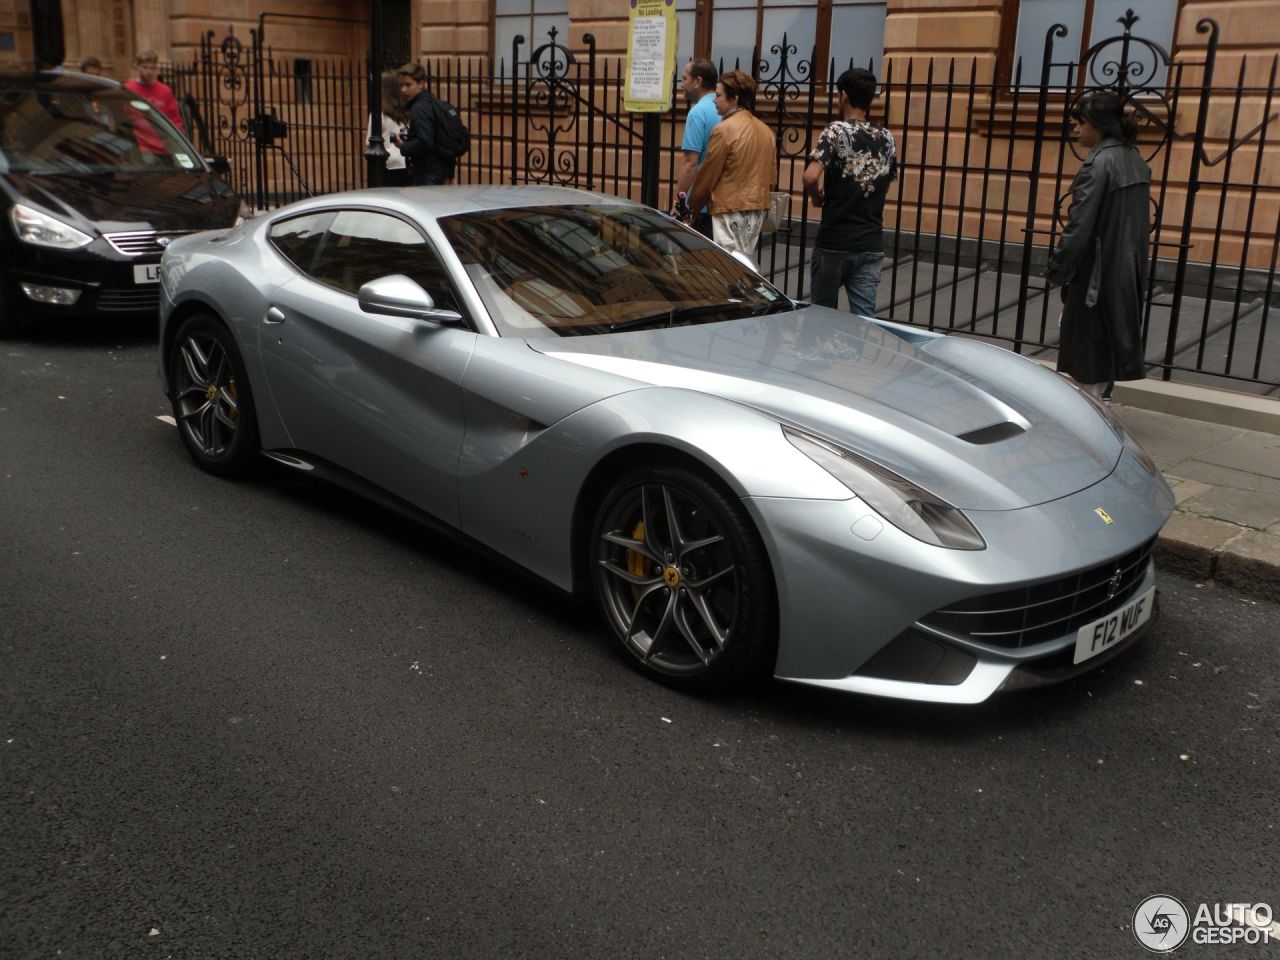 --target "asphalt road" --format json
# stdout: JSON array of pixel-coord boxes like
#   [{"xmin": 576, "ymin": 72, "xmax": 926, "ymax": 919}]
[{"xmin": 2, "ymin": 322, "xmax": 1277, "ymax": 959}]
